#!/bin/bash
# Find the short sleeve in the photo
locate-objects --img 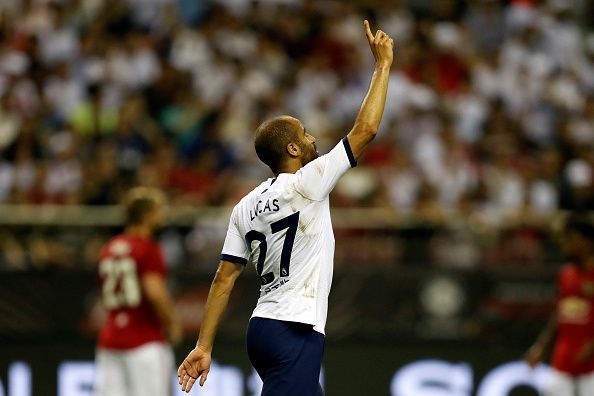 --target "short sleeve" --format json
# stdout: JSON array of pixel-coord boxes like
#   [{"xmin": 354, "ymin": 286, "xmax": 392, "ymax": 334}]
[
  {"xmin": 293, "ymin": 137, "xmax": 357, "ymax": 201},
  {"xmin": 139, "ymin": 242, "xmax": 166, "ymax": 278},
  {"xmin": 220, "ymin": 206, "xmax": 249, "ymax": 265}
]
